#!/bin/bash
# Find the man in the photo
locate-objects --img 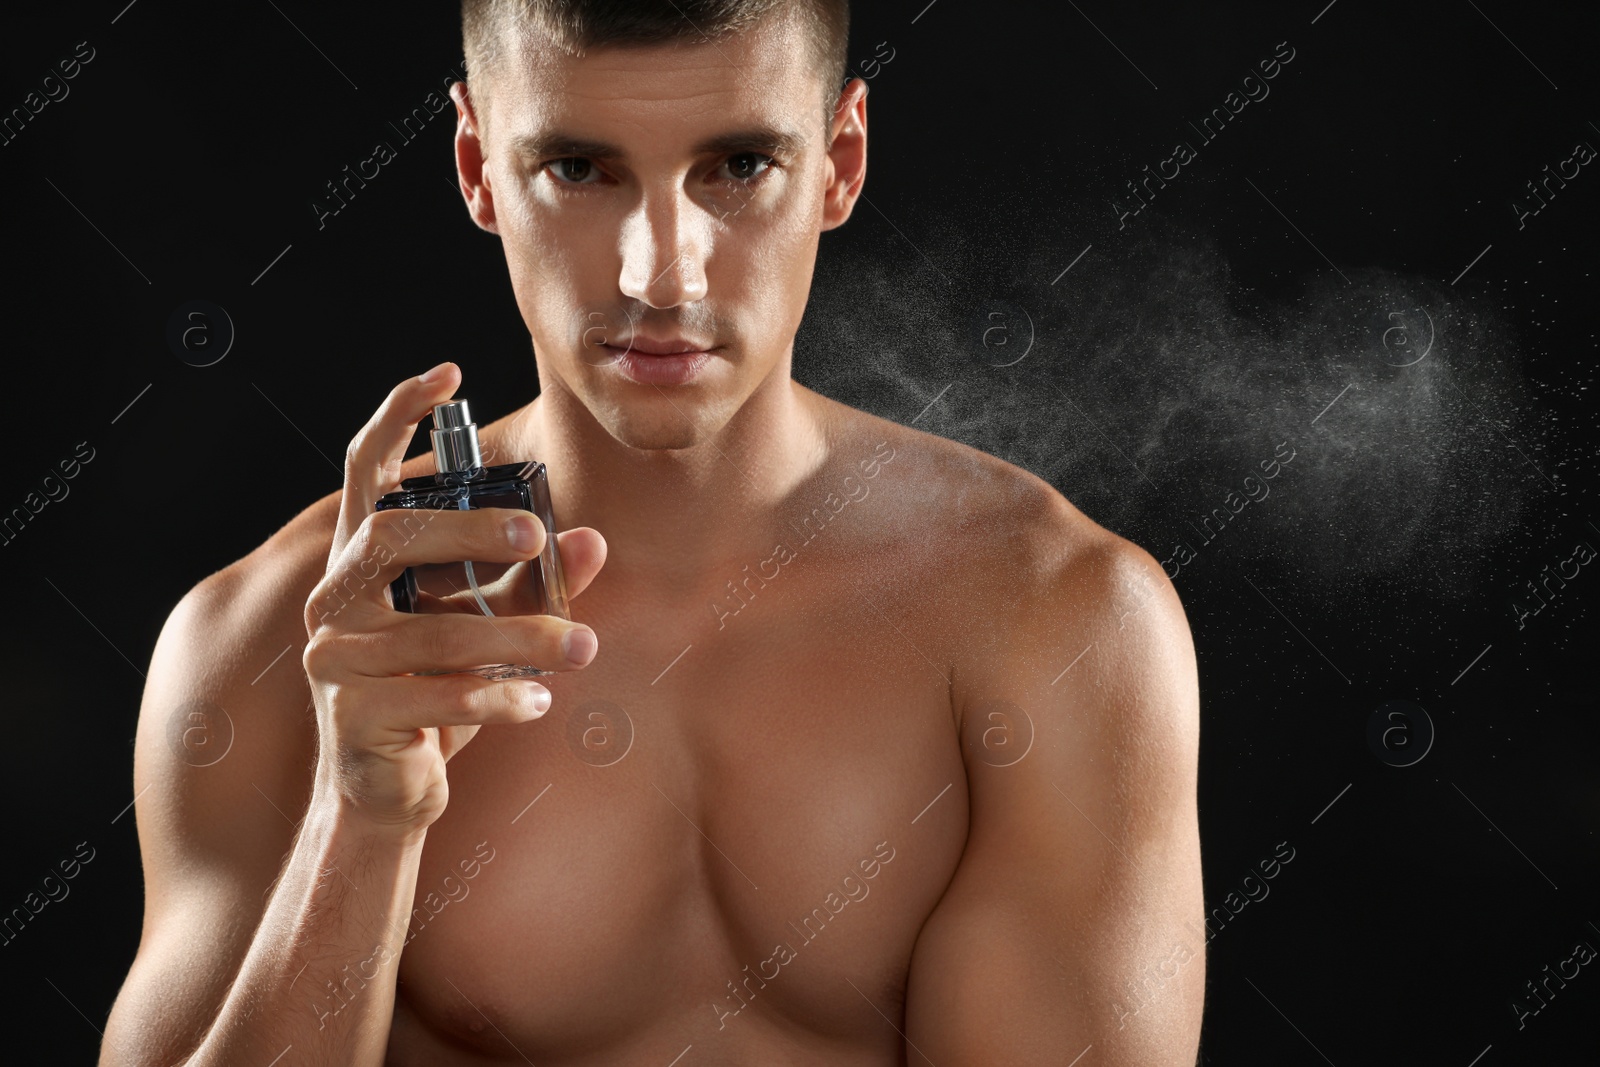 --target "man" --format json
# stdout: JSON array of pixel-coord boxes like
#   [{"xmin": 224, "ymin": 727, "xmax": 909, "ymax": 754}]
[{"xmin": 102, "ymin": 1, "xmax": 1205, "ymax": 1063}]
